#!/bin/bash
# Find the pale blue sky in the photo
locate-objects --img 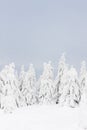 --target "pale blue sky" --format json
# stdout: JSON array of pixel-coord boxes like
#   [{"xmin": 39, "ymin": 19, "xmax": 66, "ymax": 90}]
[{"xmin": 0, "ymin": 0, "xmax": 87, "ymax": 73}]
